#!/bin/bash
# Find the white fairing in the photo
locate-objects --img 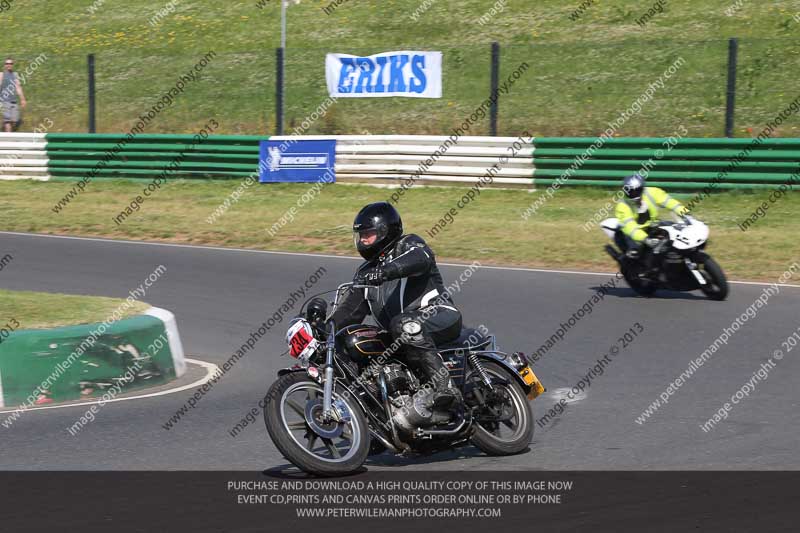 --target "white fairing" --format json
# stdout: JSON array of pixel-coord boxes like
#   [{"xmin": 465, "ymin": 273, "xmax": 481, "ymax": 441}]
[
  {"xmin": 664, "ymin": 220, "xmax": 709, "ymax": 250},
  {"xmin": 600, "ymin": 217, "xmax": 709, "ymax": 250},
  {"xmin": 600, "ymin": 218, "xmax": 619, "ymax": 238}
]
